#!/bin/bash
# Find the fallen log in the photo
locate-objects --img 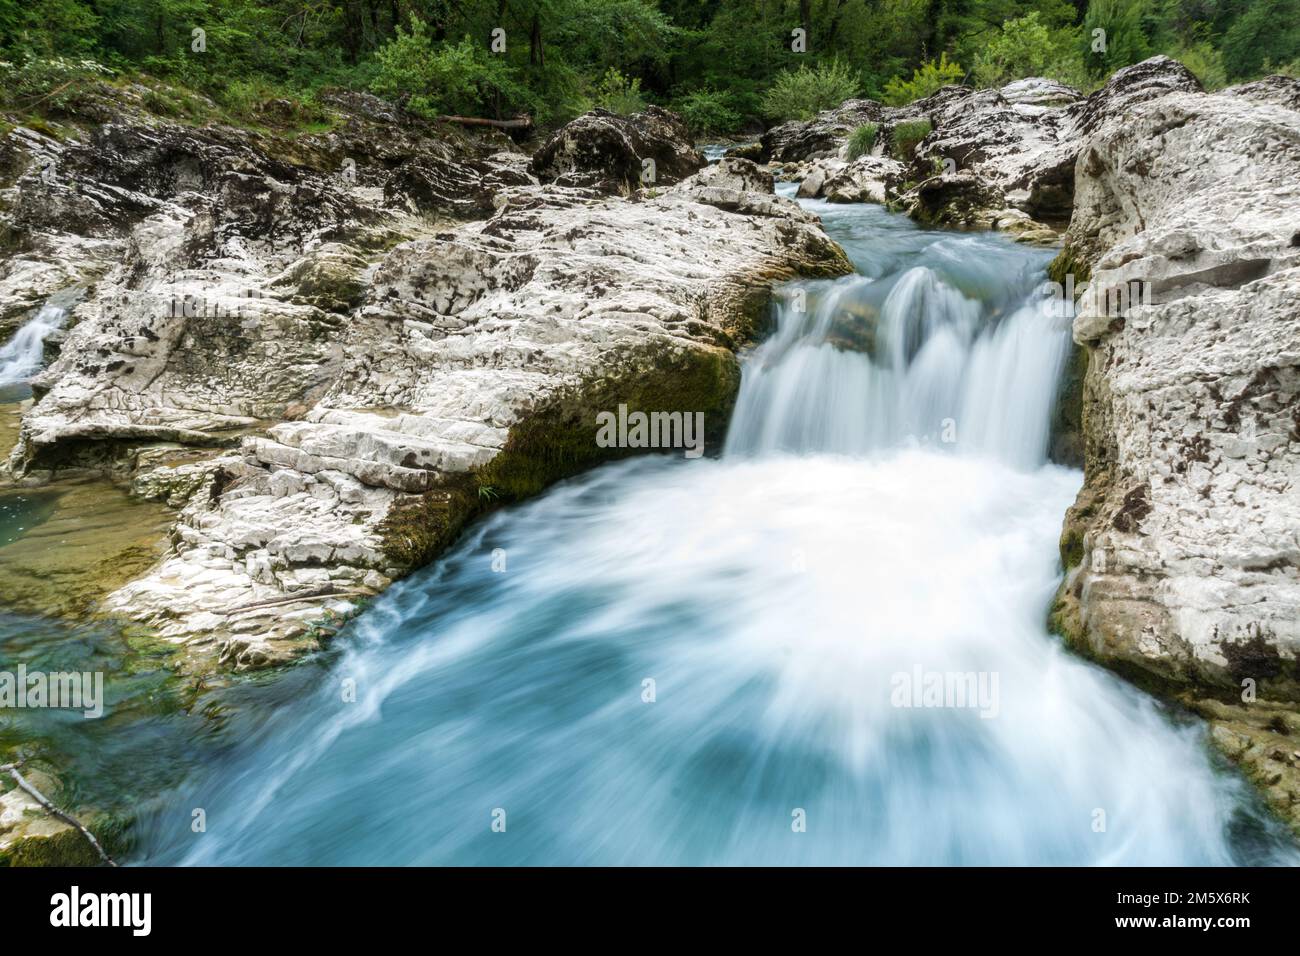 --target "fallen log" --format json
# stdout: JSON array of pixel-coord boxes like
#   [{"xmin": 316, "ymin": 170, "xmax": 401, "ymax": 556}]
[{"xmin": 436, "ymin": 114, "xmax": 533, "ymax": 130}]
